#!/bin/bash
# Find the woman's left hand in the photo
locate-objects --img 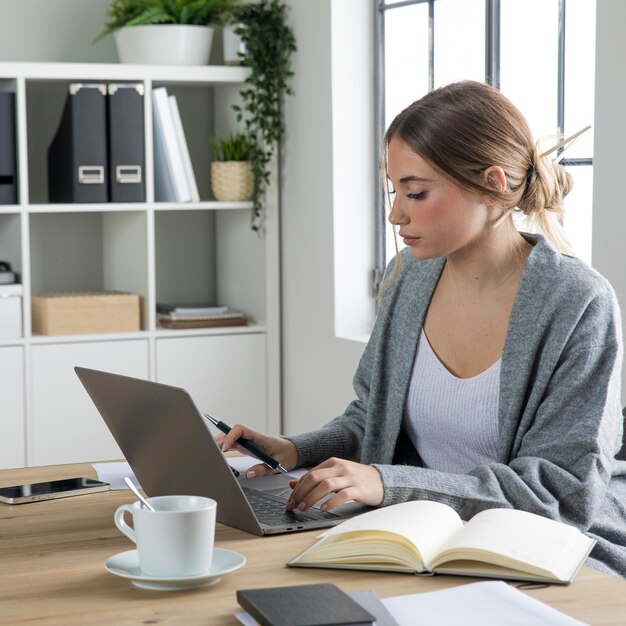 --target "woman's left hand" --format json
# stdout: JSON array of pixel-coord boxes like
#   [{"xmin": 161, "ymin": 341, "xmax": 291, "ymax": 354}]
[{"xmin": 286, "ymin": 457, "xmax": 384, "ymax": 513}]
